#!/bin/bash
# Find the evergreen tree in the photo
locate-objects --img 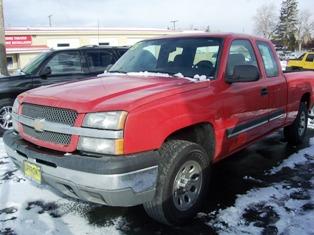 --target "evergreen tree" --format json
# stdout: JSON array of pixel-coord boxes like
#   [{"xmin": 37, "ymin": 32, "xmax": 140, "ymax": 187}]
[{"xmin": 274, "ymin": 0, "xmax": 299, "ymax": 50}]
